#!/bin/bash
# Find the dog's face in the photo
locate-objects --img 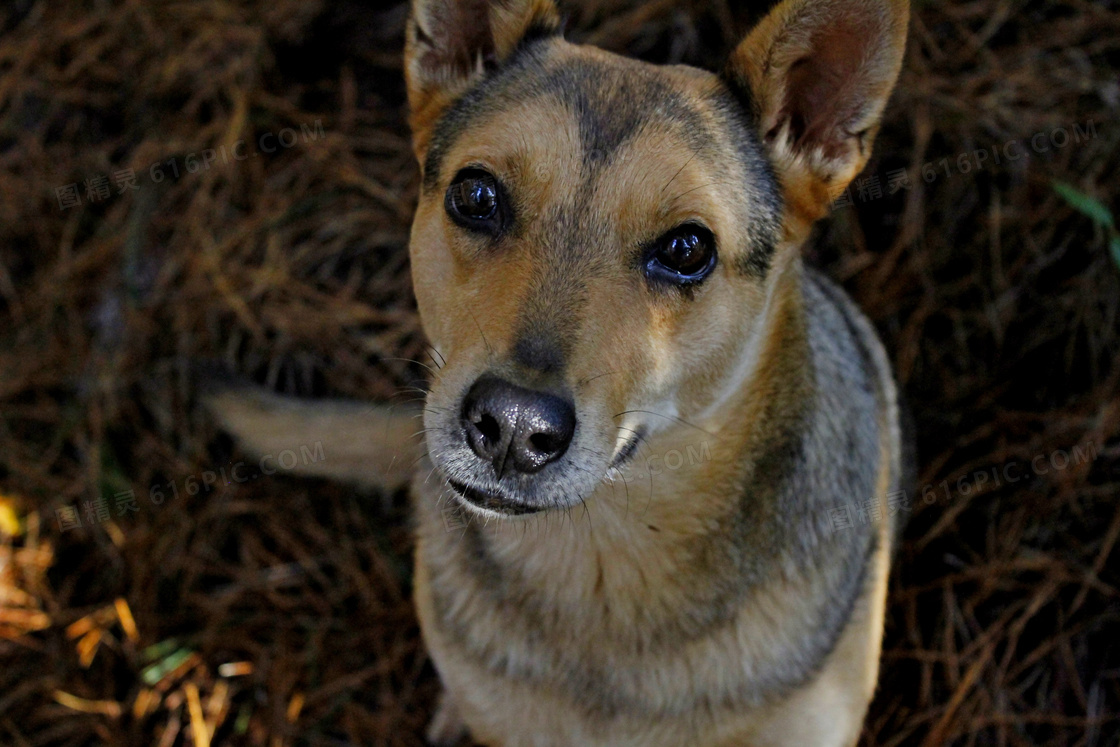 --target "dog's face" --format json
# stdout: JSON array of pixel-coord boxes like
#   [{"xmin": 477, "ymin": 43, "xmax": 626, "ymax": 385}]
[
  {"xmin": 411, "ymin": 42, "xmax": 784, "ymax": 515},
  {"xmin": 405, "ymin": 0, "xmax": 908, "ymax": 515}
]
